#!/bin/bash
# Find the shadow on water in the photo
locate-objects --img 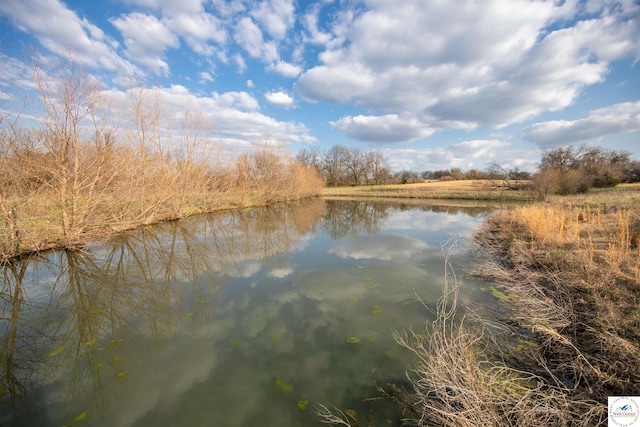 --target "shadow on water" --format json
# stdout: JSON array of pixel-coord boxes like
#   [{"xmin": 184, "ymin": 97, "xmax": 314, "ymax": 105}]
[{"xmin": 0, "ymin": 198, "xmax": 496, "ymax": 426}]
